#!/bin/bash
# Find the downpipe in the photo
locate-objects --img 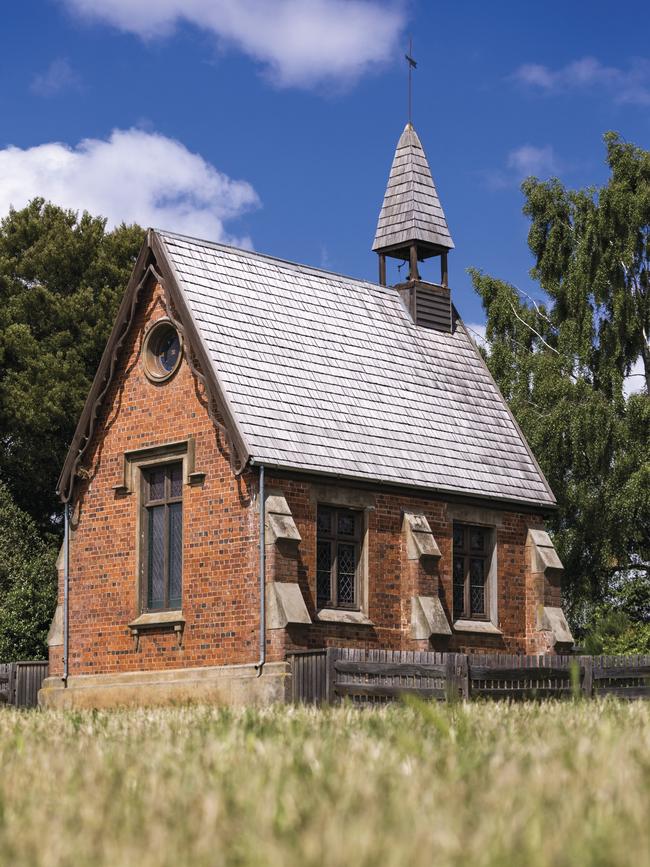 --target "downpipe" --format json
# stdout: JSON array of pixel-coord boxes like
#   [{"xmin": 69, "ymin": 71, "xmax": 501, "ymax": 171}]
[
  {"xmin": 62, "ymin": 502, "xmax": 70, "ymax": 687},
  {"xmin": 255, "ymin": 464, "xmax": 266, "ymax": 676}
]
